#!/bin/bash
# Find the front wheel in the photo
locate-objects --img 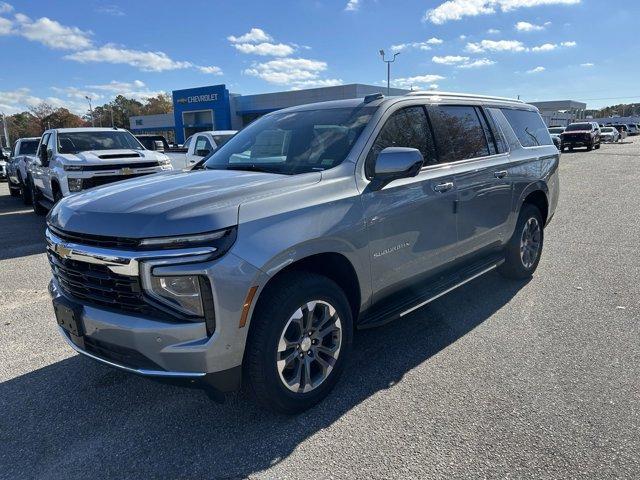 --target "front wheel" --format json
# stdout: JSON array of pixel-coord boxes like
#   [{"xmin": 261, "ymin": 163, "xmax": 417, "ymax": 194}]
[
  {"xmin": 9, "ymin": 182, "xmax": 20, "ymax": 197},
  {"xmin": 498, "ymin": 203, "xmax": 544, "ymax": 280},
  {"xmin": 244, "ymin": 272, "xmax": 353, "ymax": 414}
]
